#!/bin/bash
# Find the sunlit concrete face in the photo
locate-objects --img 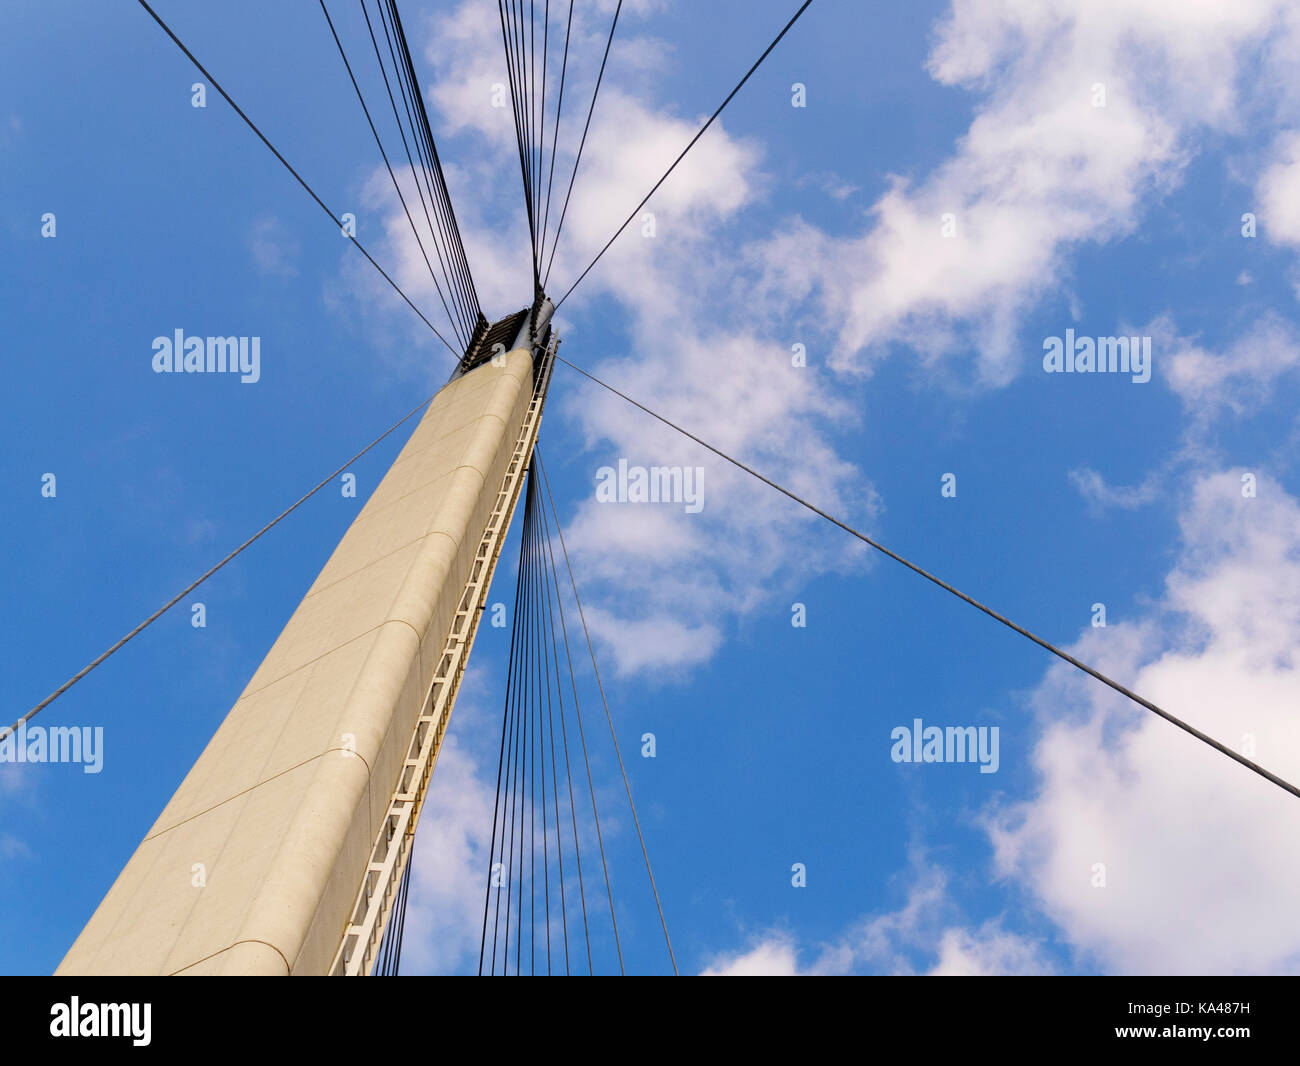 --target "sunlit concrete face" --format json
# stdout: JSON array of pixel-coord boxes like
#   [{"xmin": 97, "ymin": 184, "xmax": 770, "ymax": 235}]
[{"xmin": 58, "ymin": 351, "xmax": 535, "ymax": 976}]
